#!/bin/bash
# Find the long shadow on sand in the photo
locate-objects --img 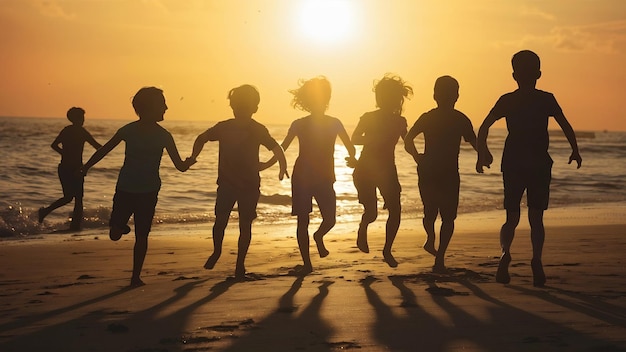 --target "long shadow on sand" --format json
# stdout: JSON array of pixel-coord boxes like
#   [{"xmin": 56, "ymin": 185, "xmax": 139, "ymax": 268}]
[{"xmin": 363, "ymin": 268, "xmax": 626, "ymax": 352}]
